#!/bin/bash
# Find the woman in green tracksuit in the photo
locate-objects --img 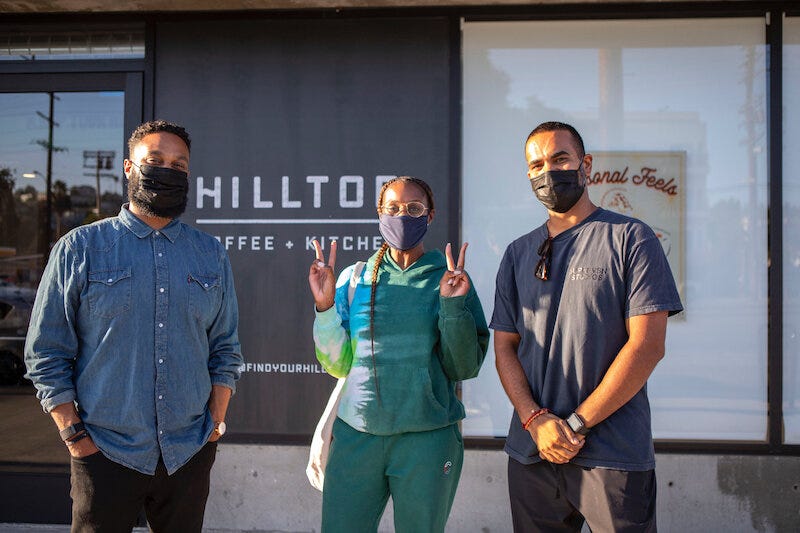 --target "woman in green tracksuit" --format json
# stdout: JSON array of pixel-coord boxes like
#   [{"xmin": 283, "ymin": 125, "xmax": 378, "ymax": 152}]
[{"xmin": 308, "ymin": 176, "xmax": 489, "ymax": 533}]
